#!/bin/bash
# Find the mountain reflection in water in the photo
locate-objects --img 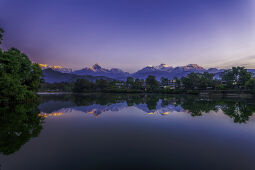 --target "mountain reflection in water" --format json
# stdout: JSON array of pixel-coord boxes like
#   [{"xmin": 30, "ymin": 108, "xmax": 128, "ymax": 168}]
[
  {"xmin": 1, "ymin": 93, "xmax": 255, "ymax": 170},
  {"xmin": 39, "ymin": 93, "xmax": 255, "ymax": 123}
]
